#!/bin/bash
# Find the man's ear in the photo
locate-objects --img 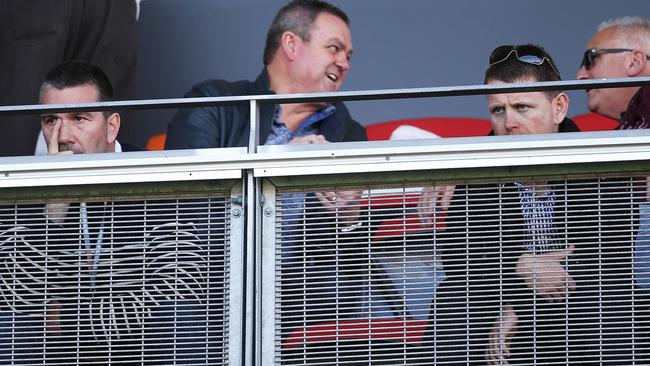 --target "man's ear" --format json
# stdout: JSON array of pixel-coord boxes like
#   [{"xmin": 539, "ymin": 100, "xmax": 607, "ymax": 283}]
[
  {"xmin": 280, "ymin": 31, "xmax": 301, "ymax": 61},
  {"xmin": 552, "ymin": 92, "xmax": 569, "ymax": 125},
  {"xmin": 106, "ymin": 112, "xmax": 120, "ymax": 144},
  {"xmin": 627, "ymin": 49, "xmax": 648, "ymax": 76}
]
